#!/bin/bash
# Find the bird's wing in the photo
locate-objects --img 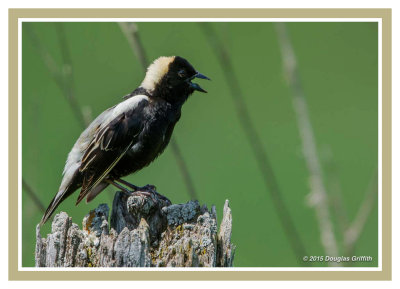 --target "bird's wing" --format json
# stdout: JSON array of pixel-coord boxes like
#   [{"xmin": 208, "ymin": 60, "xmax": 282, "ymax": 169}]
[{"xmin": 75, "ymin": 95, "xmax": 149, "ymax": 205}]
